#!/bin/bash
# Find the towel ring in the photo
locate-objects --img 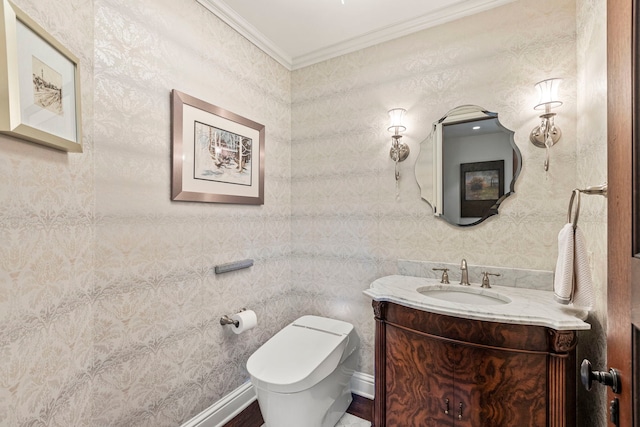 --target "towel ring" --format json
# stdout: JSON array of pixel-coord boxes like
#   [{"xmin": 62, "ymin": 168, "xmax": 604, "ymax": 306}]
[{"xmin": 567, "ymin": 189, "xmax": 581, "ymax": 228}]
